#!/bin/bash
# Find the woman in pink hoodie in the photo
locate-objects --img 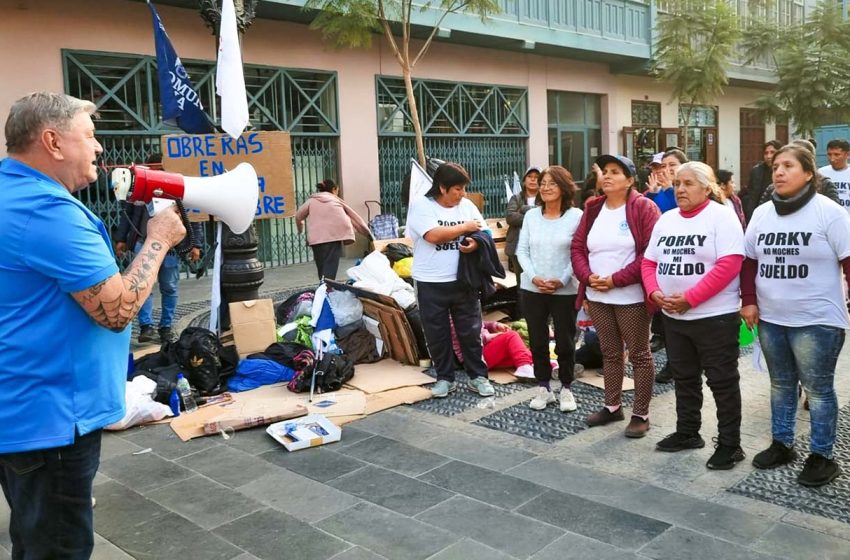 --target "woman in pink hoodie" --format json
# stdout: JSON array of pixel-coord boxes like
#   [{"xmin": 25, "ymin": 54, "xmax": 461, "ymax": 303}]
[{"xmin": 295, "ymin": 179, "xmax": 372, "ymax": 280}]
